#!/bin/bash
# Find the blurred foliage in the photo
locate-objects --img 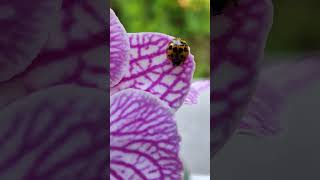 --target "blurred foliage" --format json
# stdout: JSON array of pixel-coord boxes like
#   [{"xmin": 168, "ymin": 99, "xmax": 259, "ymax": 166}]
[
  {"xmin": 111, "ymin": 0, "xmax": 210, "ymax": 78},
  {"xmin": 266, "ymin": 0, "xmax": 320, "ymax": 55}
]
